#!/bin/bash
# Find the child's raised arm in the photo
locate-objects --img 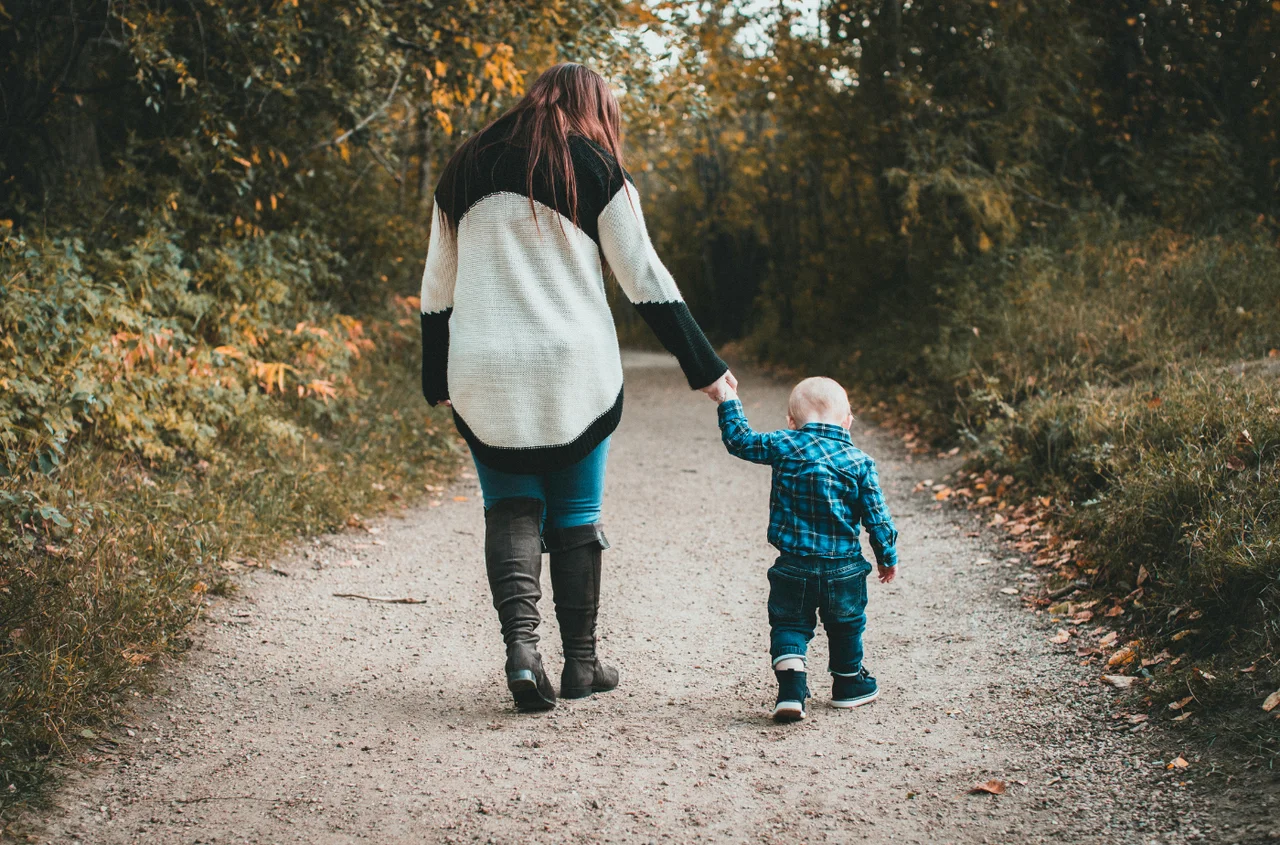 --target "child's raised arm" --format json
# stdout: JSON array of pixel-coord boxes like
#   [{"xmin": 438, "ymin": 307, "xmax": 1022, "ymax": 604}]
[
  {"xmin": 853, "ymin": 458, "xmax": 899, "ymax": 581},
  {"xmin": 717, "ymin": 398, "xmax": 781, "ymax": 465}
]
